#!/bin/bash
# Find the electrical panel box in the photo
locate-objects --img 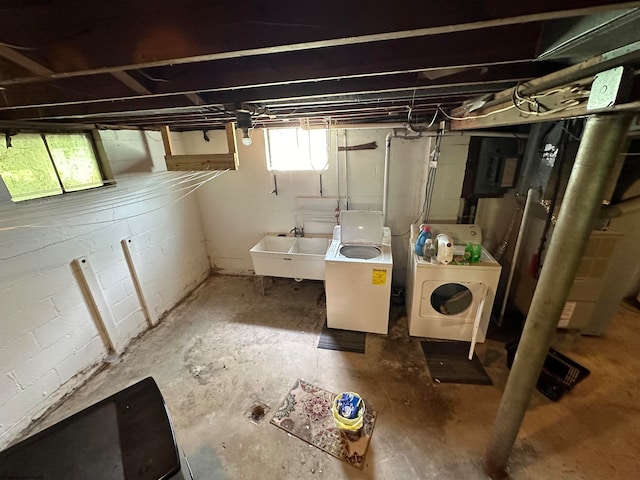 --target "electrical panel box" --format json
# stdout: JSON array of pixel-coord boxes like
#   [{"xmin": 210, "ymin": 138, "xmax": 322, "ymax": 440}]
[{"xmin": 462, "ymin": 136, "xmax": 522, "ymax": 198}]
